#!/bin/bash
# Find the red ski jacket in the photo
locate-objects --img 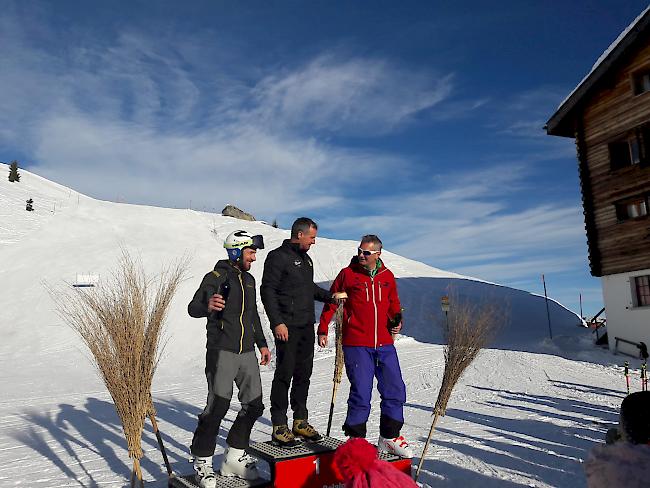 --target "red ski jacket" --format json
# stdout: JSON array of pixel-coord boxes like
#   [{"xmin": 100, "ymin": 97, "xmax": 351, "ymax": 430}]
[{"xmin": 318, "ymin": 258, "xmax": 401, "ymax": 347}]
